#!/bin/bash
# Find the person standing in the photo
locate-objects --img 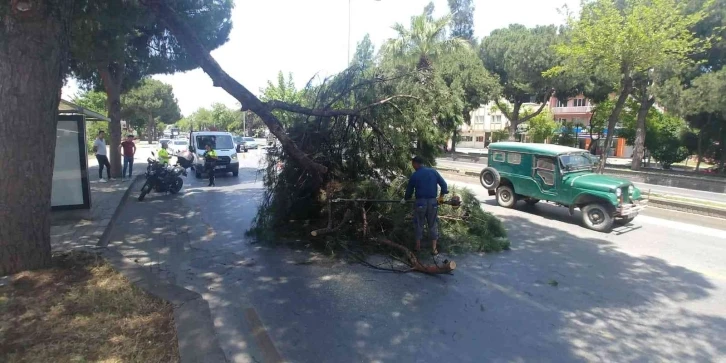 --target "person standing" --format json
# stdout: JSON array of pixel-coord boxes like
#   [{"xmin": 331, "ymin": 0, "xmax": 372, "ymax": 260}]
[
  {"xmin": 158, "ymin": 141, "xmax": 171, "ymax": 164},
  {"xmin": 119, "ymin": 135, "xmax": 136, "ymax": 181},
  {"xmin": 401, "ymin": 156, "xmax": 448, "ymax": 255},
  {"xmin": 203, "ymin": 144, "xmax": 218, "ymax": 187},
  {"xmin": 93, "ymin": 130, "xmax": 112, "ymax": 182}
]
